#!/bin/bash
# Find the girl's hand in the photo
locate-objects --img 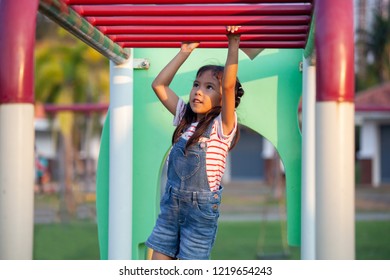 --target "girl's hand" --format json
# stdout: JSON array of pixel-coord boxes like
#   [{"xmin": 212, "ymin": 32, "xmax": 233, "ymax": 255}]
[
  {"xmin": 181, "ymin": 42, "xmax": 199, "ymax": 53},
  {"xmin": 226, "ymin": 26, "xmax": 241, "ymax": 44},
  {"xmin": 227, "ymin": 26, "xmax": 240, "ymax": 34}
]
